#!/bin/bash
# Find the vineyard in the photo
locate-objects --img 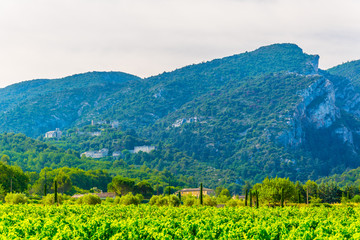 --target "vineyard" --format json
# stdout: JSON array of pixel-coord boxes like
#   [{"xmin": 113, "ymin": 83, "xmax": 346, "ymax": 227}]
[{"xmin": 1, "ymin": 204, "xmax": 360, "ymax": 239}]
